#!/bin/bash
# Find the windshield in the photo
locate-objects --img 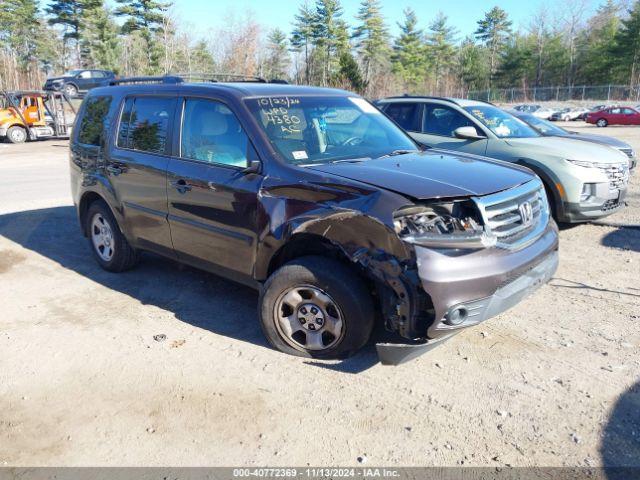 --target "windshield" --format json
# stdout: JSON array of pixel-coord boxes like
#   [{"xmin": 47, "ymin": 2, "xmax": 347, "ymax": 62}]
[
  {"xmin": 518, "ymin": 114, "xmax": 567, "ymax": 136},
  {"xmin": 464, "ymin": 106, "xmax": 539, "ymax": 139},
  {"xmin": 246, "ymin": 96, "xmax": 418, "ymax": 165},
  {"xmin": 65, "ymin": 70, "xmax": 82, "ymax": 76}
]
